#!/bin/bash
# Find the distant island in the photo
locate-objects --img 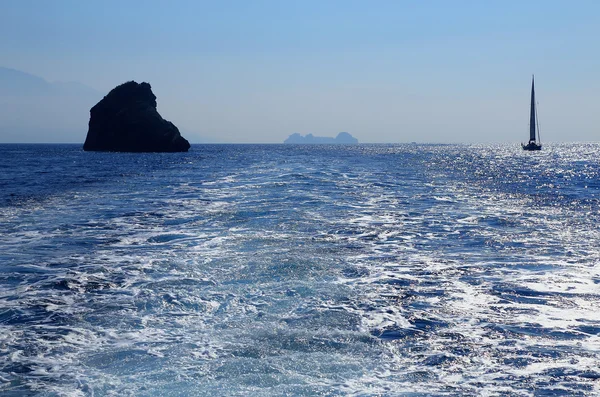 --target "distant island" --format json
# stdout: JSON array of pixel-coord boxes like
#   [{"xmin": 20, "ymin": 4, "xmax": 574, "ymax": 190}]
[
  {"xmin": 284, "ymin": 132, "xmax": 358, "ymax": 144},
  {"xmin": 0, "ymin": 66, "xmax": 102, "ymax": 143}
]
